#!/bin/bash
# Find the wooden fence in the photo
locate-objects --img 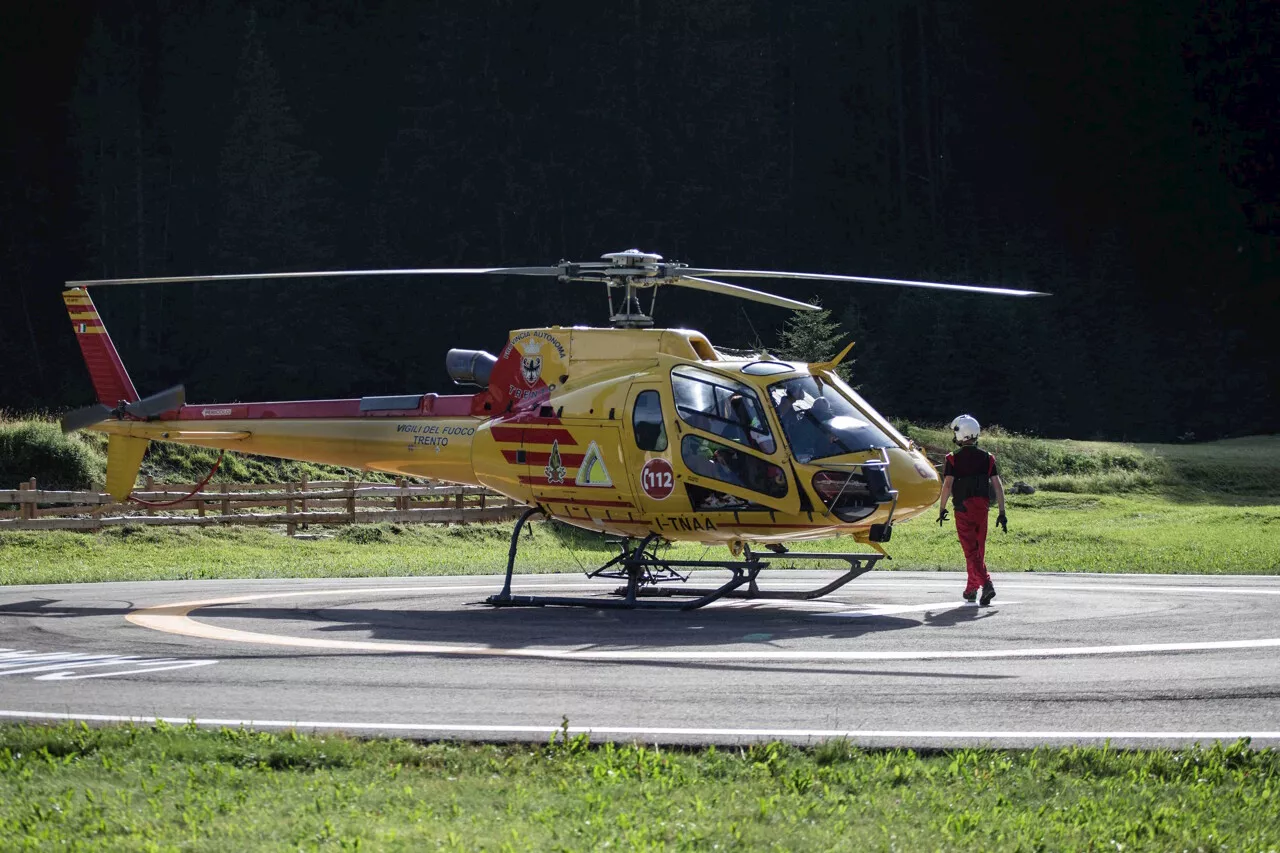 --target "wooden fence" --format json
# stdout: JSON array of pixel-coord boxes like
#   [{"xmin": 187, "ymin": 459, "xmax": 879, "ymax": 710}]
[{"xmin": 0, "ymin": 476, "xmax": 524, "ymax": 533}]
